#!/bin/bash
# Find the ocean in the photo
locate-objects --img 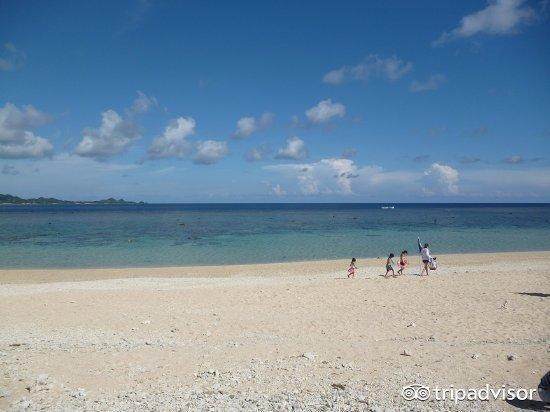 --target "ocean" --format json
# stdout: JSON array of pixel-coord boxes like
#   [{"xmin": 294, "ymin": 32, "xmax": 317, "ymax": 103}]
[{"xmin": 1, "ymin": 203, "xmax": 549, "ymax": 269}]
